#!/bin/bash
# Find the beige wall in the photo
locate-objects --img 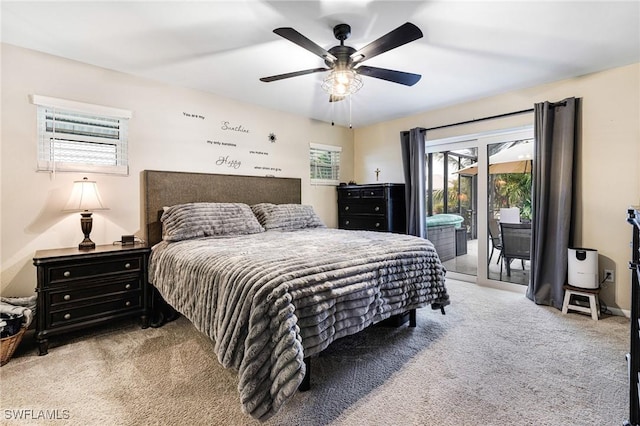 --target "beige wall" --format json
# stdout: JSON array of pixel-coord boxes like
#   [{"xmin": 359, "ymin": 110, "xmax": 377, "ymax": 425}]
[
  {"xmin": 0, "ymin": 44, "xmax": 354, "ymax": 296},
  {"xmin": 354, "ymin": 63, "xmax": 640, "ymax": 313}
]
